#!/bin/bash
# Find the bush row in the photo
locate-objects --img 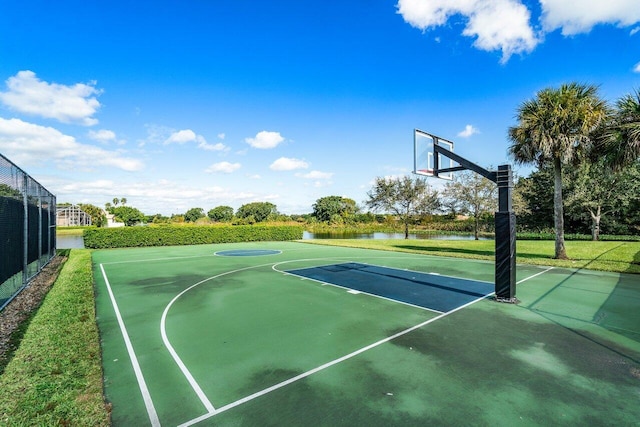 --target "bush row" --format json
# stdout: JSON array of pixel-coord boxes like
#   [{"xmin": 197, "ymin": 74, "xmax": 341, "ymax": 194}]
[{"xmin": 83, "ymin": 225, "xmax": 303, "ymax": 249}]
